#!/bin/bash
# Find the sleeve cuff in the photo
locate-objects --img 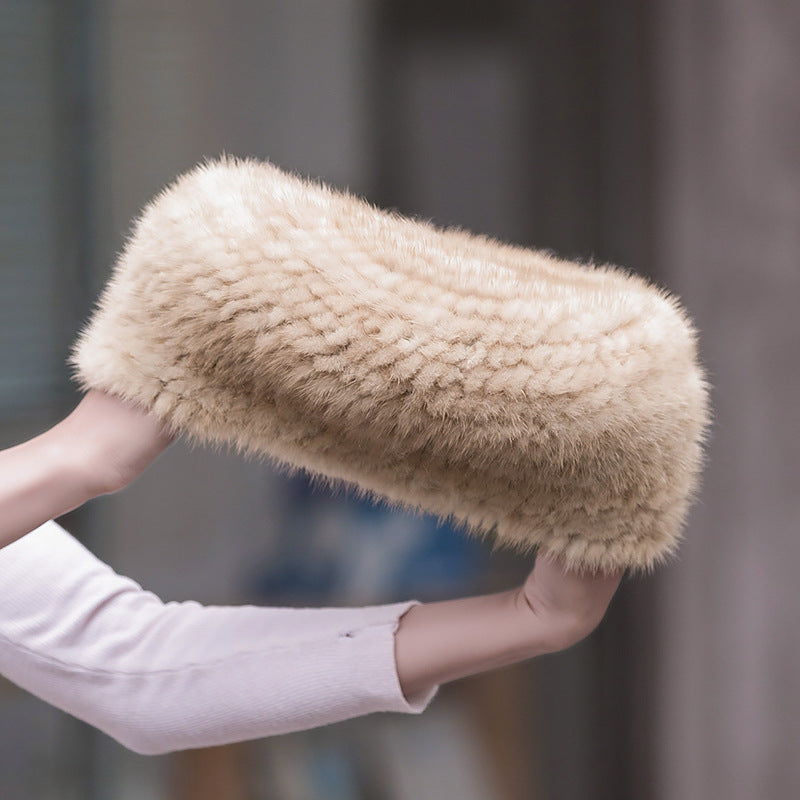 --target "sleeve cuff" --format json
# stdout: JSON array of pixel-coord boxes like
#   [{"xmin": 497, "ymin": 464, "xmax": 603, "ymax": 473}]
[{"xmin": 340, "ymin": 599, "xmax": 439, "ymax": 716}]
